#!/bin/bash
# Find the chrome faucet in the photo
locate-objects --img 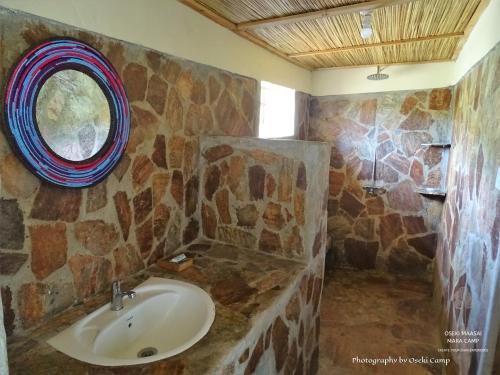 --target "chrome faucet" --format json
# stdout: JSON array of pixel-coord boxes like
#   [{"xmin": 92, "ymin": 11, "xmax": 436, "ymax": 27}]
[{"xmin": 111, "ymin": 280, "xmax": 136, "ymax": 311}]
